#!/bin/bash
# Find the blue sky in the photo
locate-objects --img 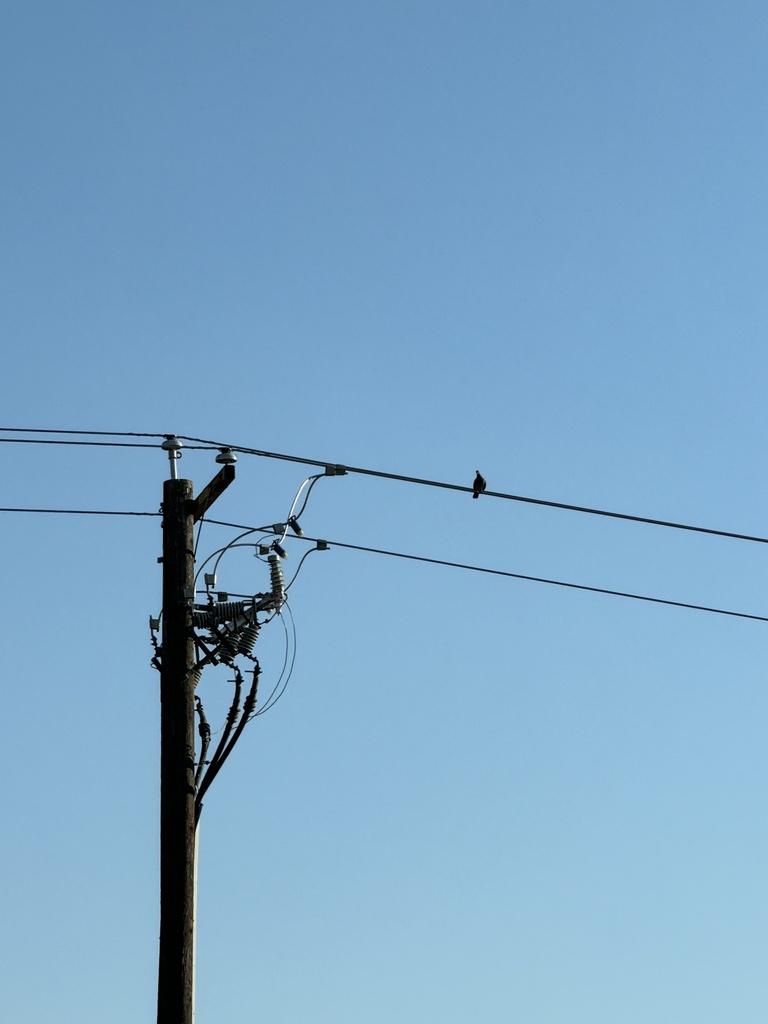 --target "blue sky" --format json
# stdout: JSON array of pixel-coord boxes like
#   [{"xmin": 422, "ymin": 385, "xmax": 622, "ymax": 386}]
[{"xmin": 2, "ymin": 2, "xmax": 767, "ymax": 1021}]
